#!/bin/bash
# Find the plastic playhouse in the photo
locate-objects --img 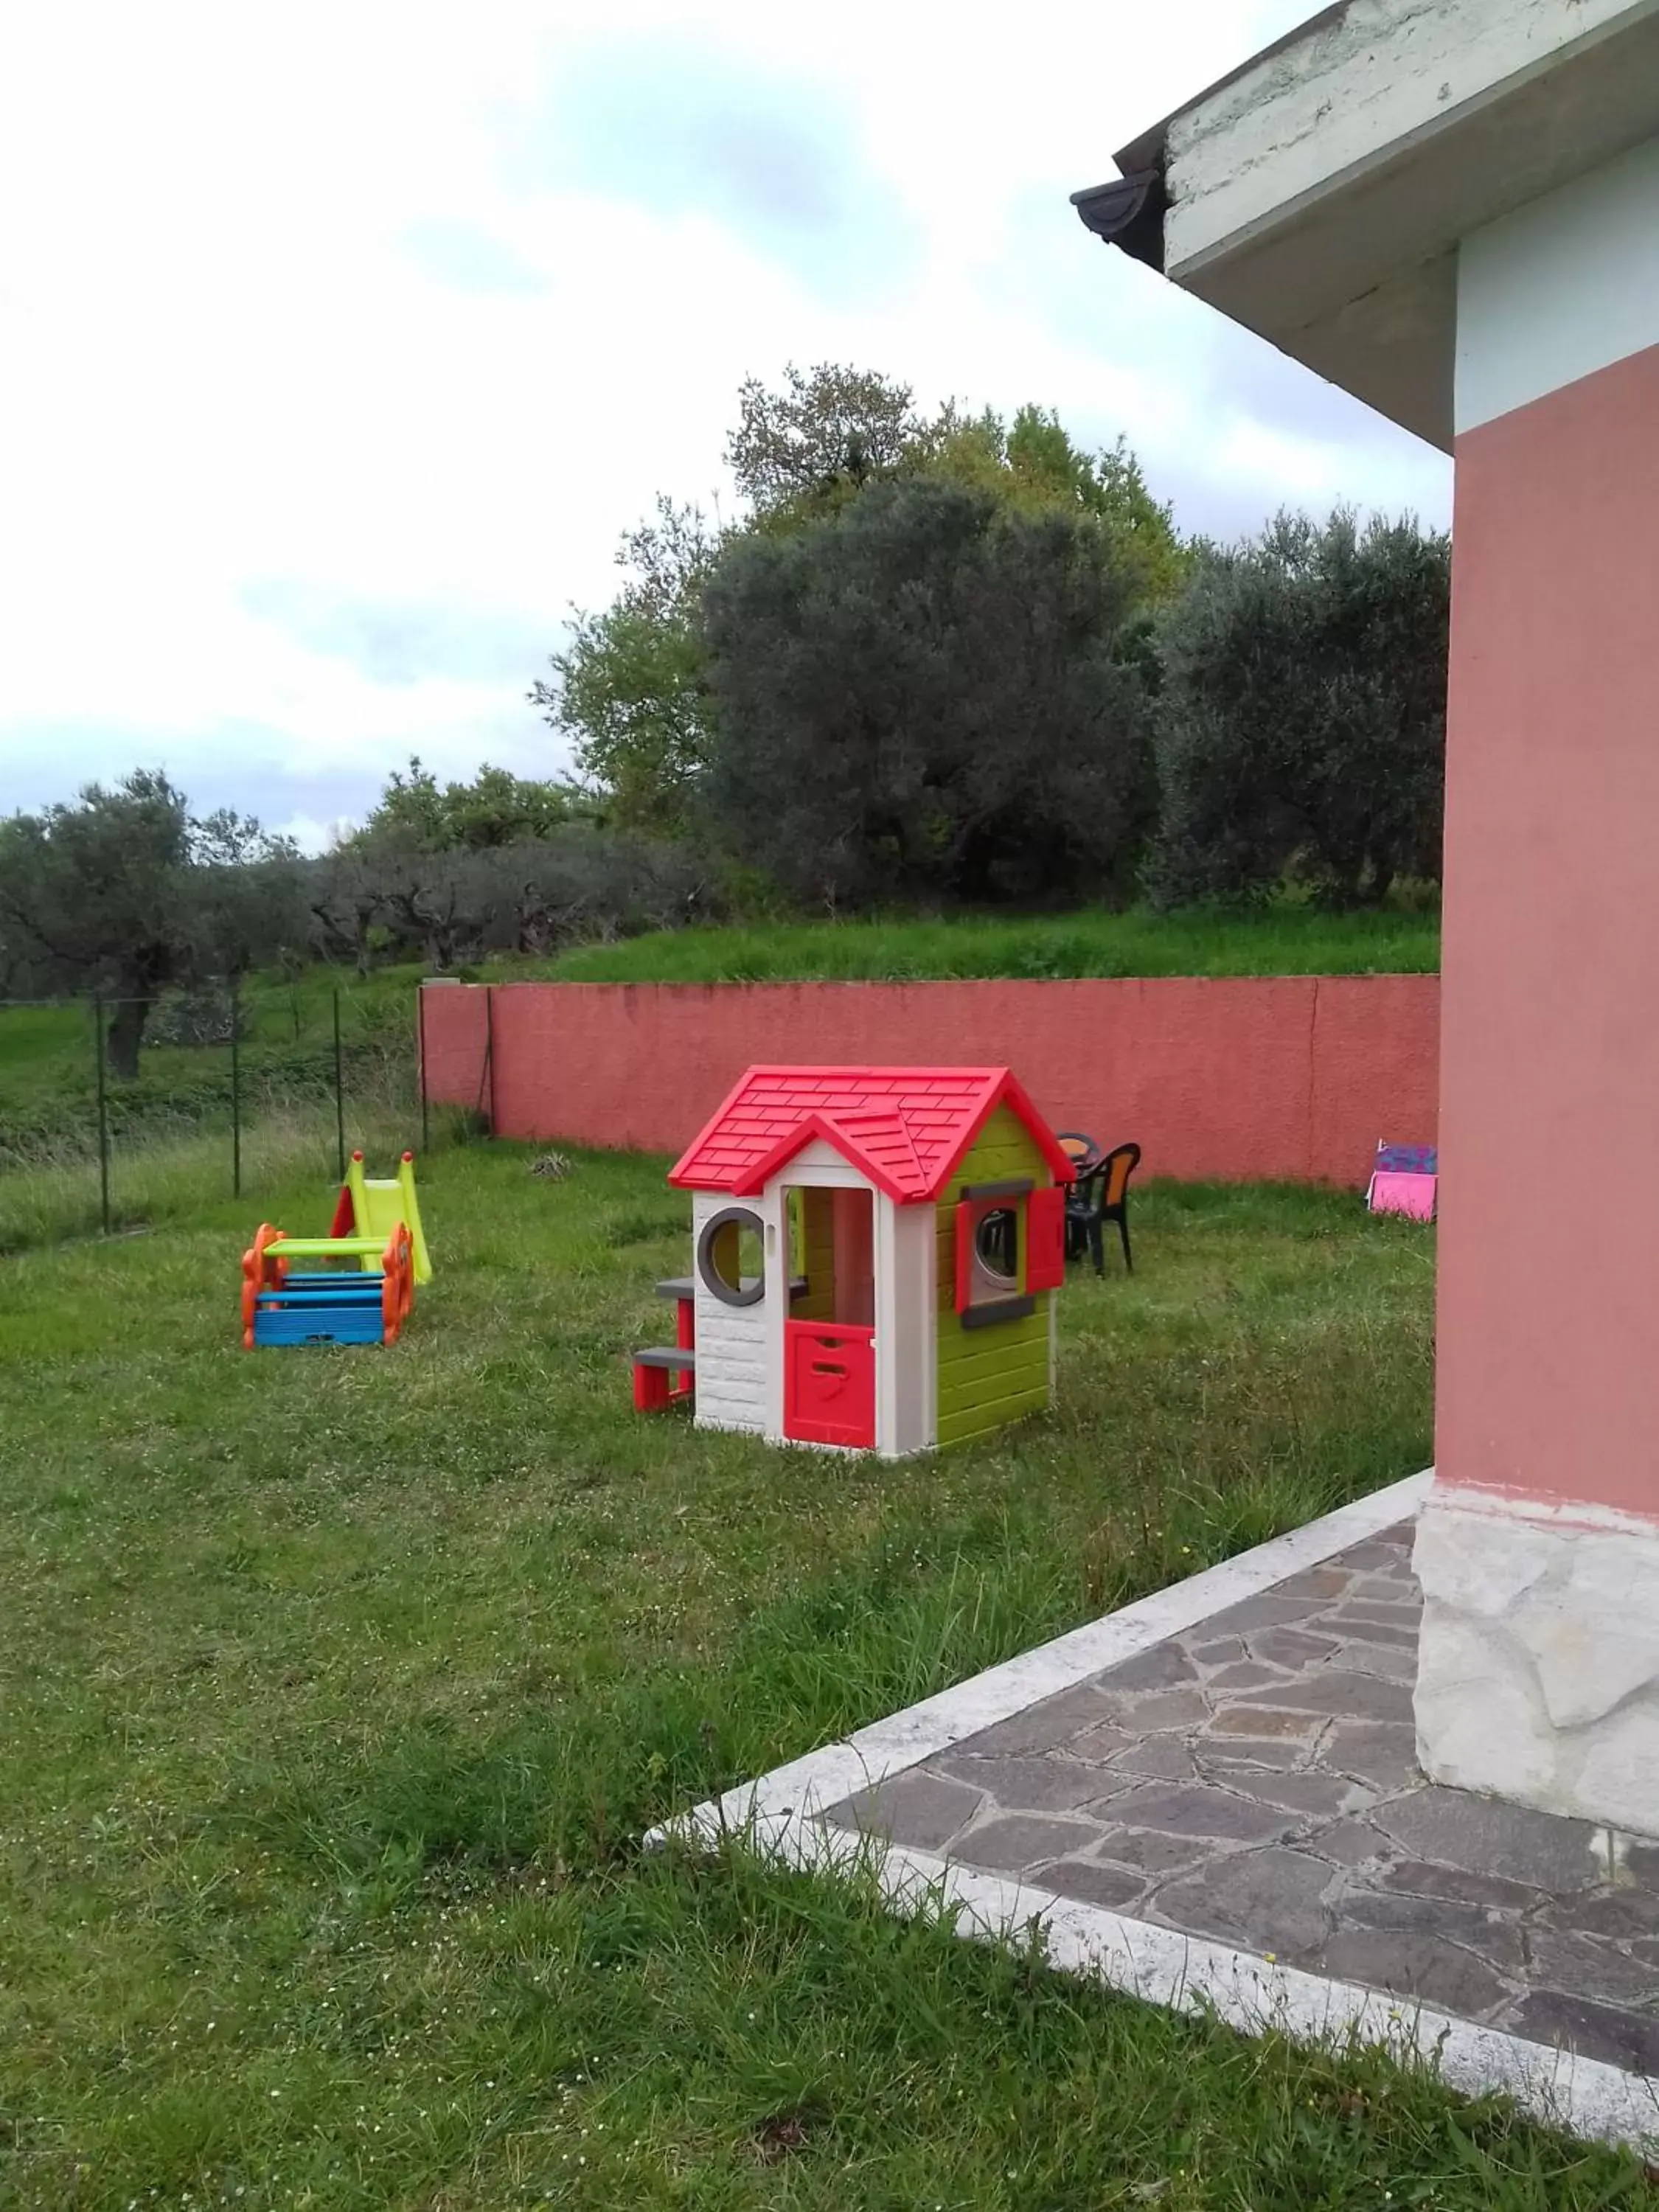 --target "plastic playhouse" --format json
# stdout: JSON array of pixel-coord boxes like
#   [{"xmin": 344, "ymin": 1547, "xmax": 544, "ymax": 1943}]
[
  {"xmin": 633, "ymin": 1066, "xmax": 1075, "ymax": 1457},
  {"xmin": 240, "ymin": 1150, "xmax": 431, "ymax": 1349}
]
